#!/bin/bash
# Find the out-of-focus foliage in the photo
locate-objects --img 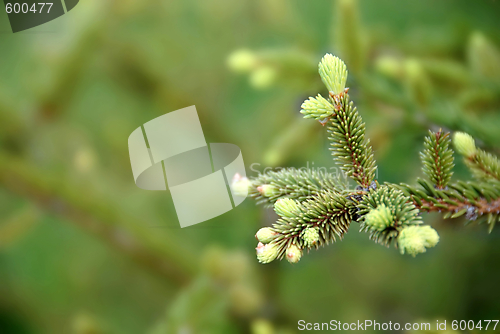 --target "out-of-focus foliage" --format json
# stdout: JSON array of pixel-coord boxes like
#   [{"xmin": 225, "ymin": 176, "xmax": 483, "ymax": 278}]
[{"xmin": 0, "ymin": 0, "xmax": 499, "ymax": 333}]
